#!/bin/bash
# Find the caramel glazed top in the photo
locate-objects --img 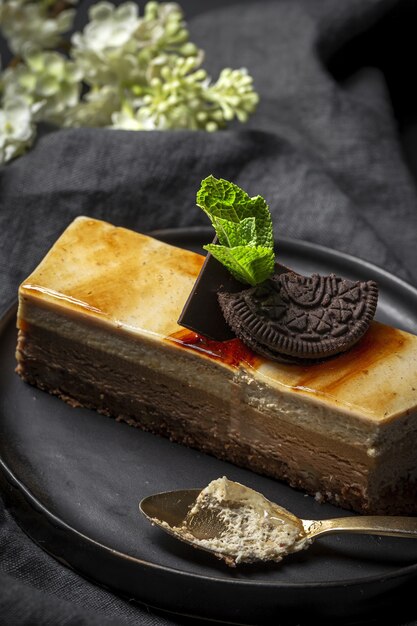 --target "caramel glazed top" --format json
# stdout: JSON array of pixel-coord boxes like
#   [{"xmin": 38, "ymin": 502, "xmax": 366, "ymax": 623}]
[{"xmin": 18, "ymin": 216, "xmax": 417, "ymax": 425}]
